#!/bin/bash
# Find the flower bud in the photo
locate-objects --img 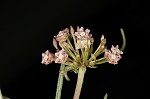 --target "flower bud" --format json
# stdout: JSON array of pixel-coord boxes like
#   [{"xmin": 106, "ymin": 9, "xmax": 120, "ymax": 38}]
[
  {"xmin": 53, "ymin": 38, "xmax": 59, "ymax": 50},
  {"xmin": 70, "ymin": 26, "xmax": 74, "ymax": 34}
]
